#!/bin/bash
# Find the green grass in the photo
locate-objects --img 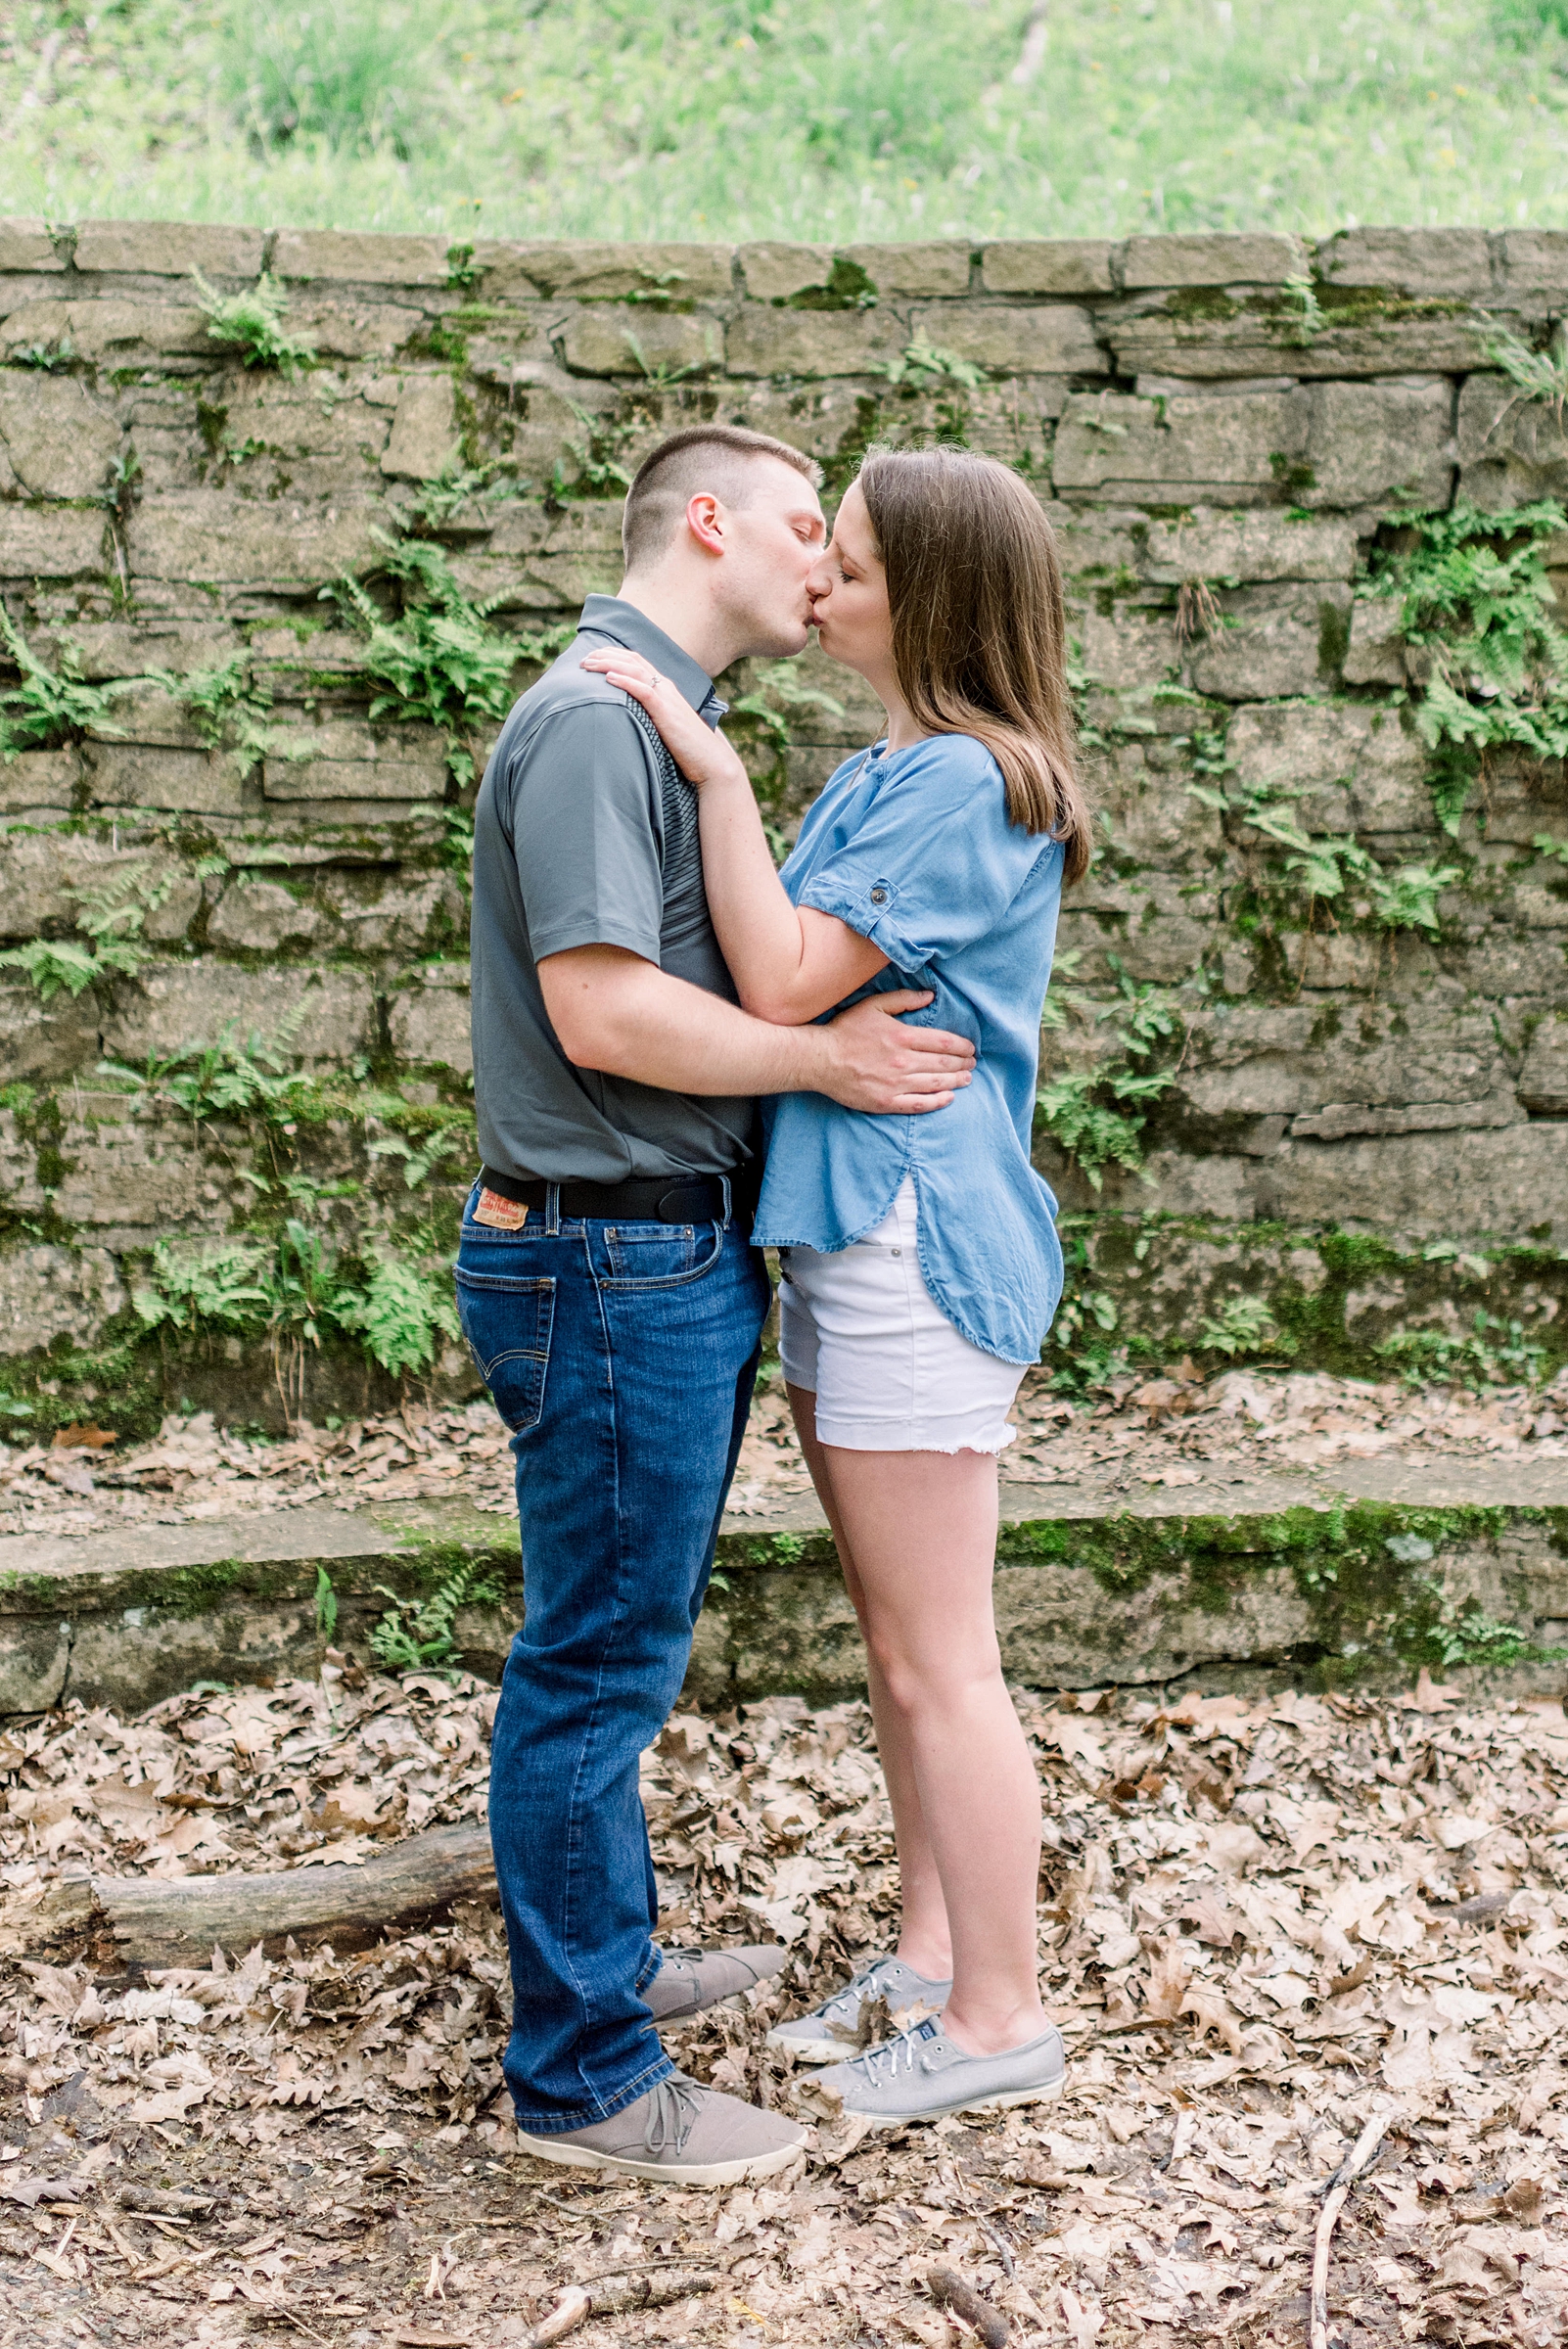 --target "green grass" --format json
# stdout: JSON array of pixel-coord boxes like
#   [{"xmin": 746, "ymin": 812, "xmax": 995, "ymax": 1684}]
[{"xmin": 9, "ymin": 0, "xmax": 1568, "ymax": 243}]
